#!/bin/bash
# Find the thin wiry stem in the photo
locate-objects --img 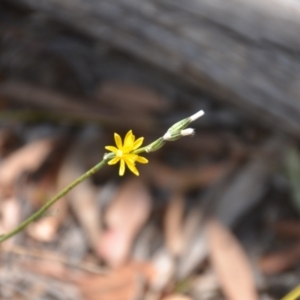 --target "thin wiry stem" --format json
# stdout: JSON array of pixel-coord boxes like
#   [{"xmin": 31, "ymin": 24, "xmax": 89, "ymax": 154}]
[
  {"xmin": 0, "ymin": 159, "xmax": 108, "ymax": 243},
  {"xmin": 0, "ymin": 109, "xmax": 204, "ymax": 244},
  {"xmin": 0, "ymin": 141, "xmax": 156, "ymax": 244},
  {"xmin": 0, "ymin": 140, "xmax": 159, "ymax": 244}
]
